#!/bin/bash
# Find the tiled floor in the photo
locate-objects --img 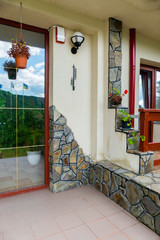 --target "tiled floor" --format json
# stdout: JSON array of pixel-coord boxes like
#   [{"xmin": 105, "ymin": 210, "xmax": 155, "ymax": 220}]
[
  {"xmin": 0, "ymin": 185, "xmax": 159, "ymax": 240},
  {"xmin": 0, "ymin": 156, "xmax": 44, "ymax": 193}
]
